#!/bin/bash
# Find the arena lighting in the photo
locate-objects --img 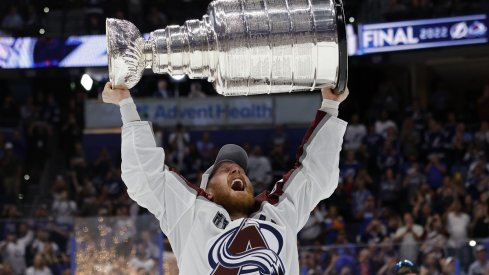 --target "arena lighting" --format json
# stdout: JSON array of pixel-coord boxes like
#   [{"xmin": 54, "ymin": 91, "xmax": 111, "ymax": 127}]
[
  {"xmin": 81, "ymin": 74, "xmax": 94, "ymax": 91},
  {"xmin": 39, "ymin": 28, "xmax": 45, "ymax": 35},
  {"xmin": 24, "ymin": 174, "xmax": 30, "ymax": 181},
  {"xmin": 170, "ymin": 74, "xmax": 186, "ymax": 81},
  {"xmin": 469, "ymin": 240, "xmax": 477, "ymax": 247},
  {"xmin": 44, "ymin": 7, "xmax": 49, "ymax": 13},
  {"xmin": 349, "ymin": 17, "xmax": 355, "ymax": 23}
]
